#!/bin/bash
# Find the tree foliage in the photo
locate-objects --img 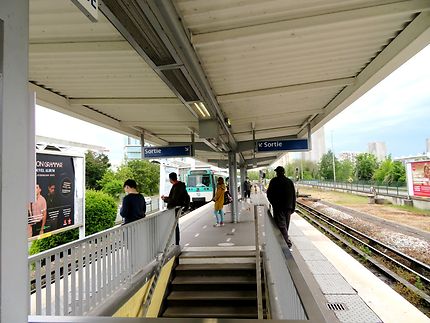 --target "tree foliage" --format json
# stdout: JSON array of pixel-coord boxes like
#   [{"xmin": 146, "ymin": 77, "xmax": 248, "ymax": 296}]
[
  {"xmin": 318, "ymin": 150, "xmax": 338, "ymax": 180},
  {"xmin": 99, "ymin": 159, "xmax": 160, "ymax": 197},
  {"xmin": 247, "ymin": 171, "xmax": 259, "ymax": 181},
  {"xmin": 285, "ymin": 160, "xmax": 319, "ymax": 180},
  {"xmin": 30, "ymin": 190, "xmax": 118, "ymax": 255},
  {"xmin": 373, "ymin": 156, "xmax": 406, "ymax": 184},
  {"xmin": 85, "ymin": 151, "xmax": 111, "ymax": 190},
  {"xmin": 355, "ymin": 153, "xmax": 379, "ymax": 181},
  {"xmin": 336, "ymin": 159, "xmax": 355, "ymax": 181}
]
